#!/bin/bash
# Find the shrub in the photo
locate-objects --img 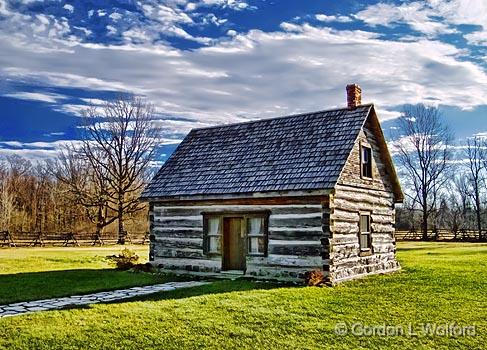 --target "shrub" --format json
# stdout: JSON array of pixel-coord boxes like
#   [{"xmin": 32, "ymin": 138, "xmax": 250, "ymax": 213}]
[
  {"xmin": 304, "ymin": 270, "xmax": 326, "ymax": 287},
  {"xmin": 132, "ymin": 262, "xmax": 153, "ymax": 272},
  {"xmin": 107, "ymin": 248, "xmax": 139, "ymax": 270}
]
